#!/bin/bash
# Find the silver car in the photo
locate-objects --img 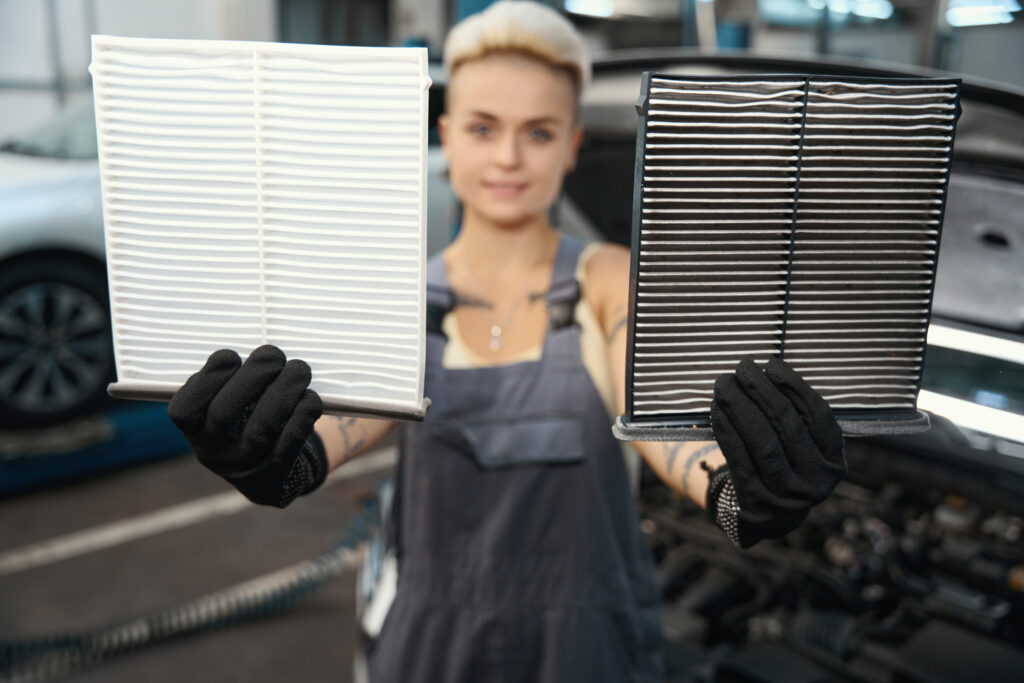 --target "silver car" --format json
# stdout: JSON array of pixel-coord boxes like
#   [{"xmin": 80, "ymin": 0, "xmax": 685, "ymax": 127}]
[{"xmin": 0, "ymin": 99, "xmax": 110, "ymax": 426}]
